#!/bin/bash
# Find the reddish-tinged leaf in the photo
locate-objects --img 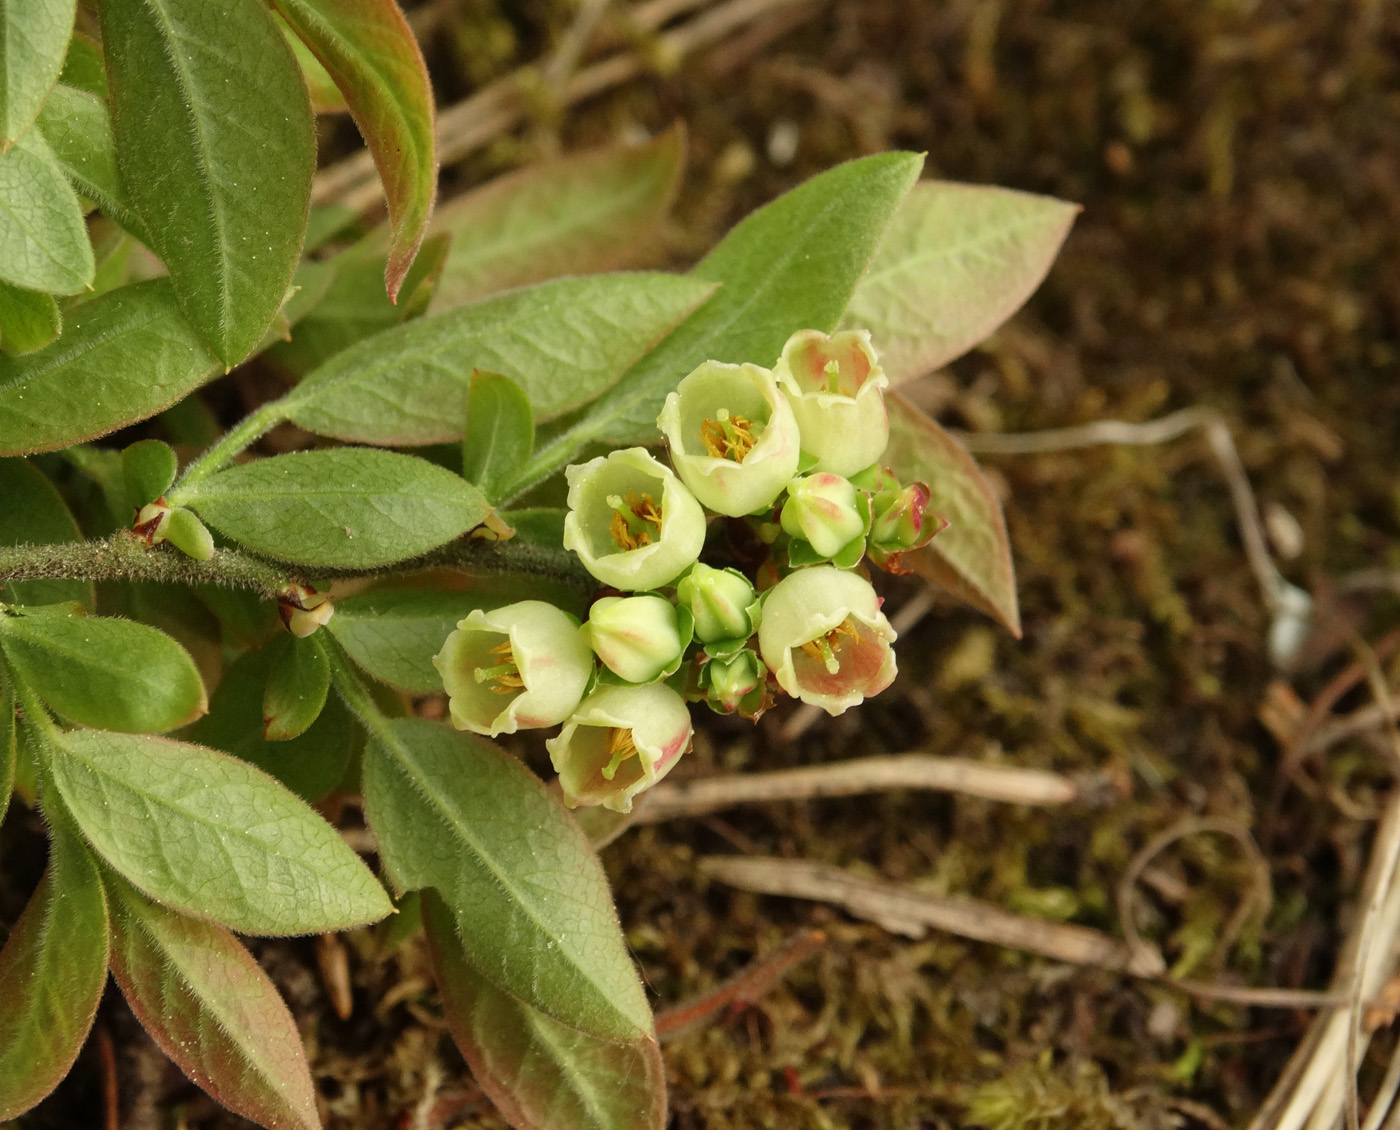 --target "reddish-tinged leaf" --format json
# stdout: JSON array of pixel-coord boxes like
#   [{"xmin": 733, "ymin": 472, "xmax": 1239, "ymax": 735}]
[
  {"xmin": 843, "ymin": 180, "xmax": 1077, "ymax": 384},
  {"xmin": 0, "ymin": 814, "xmax": 108, "ymax": 1121},
  {"xmin": 107, "ymin": 875, "xmax": 319, "ymax": 1130},
  {"xmin": 883, "ymin": 392, "xmax": 1021, "ymax": 636},
  {"xmin": 427, "ymin": 128, "xmax": 685, "ymax": 310},
  {"xmin": 423, "ymin": 892, "xmax": 666, "ymax": 1130},
  {"xmin": 273, "ymin": 0, "xmax": 435, "ymax": 302}
]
